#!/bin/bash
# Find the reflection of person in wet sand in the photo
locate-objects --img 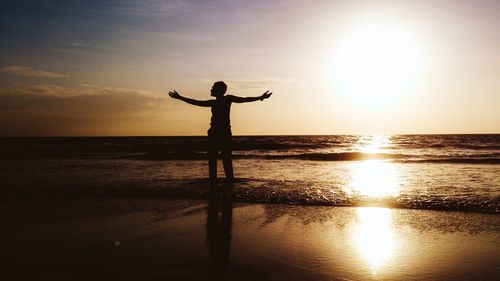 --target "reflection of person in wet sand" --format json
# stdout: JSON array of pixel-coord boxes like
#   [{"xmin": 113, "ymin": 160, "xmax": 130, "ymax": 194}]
[
  {"xmin": 206, "ymin": 192, "xmax": 233, "ymax": 279},
  {"xmin": 169, "ymin": 81, "xmax": 272, "ymax": 184}
]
